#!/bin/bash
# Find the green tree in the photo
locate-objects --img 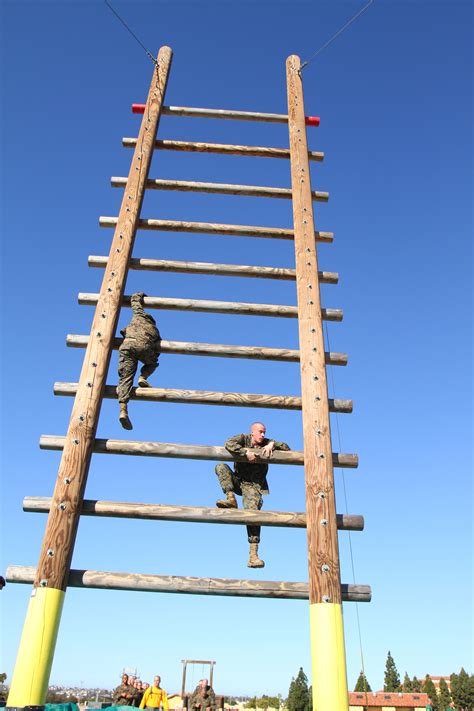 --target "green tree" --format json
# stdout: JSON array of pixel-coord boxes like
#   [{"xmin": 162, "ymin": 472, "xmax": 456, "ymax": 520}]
[
  {"xmin": 437, "ymin": 679, "xmax": 451, "ymax": 711},
  {"xmin": 287, "ymin": 668, "xmax": 310, "ymax": 711},
  {"xmin": 258, "ymin": 695, "xmax": 280, "ymax": 710},
  {"xmin": 0, "ymin": 674, "xmax": 6, "ymax": 684},
  {"xmin": 354, "ymin": 671, "xmax": 372, "ymax": 692},
  {"xmin": 383, "ymin": 651, "xmax": 401, "ymax": 692},
  {"xmin": 412, "ymin": 676, "xmax": 422, "ymax": 692},
  {"xmin": 402, "ymin": 673, "xmax": 413, "ymax": 692},
  {"xmin": 450, "ymin": 668, "xmax": 474, "ymax": 711},
  {"xmin": 423, "ymin": 675, "xmax": 439, "ymax": 711}
]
